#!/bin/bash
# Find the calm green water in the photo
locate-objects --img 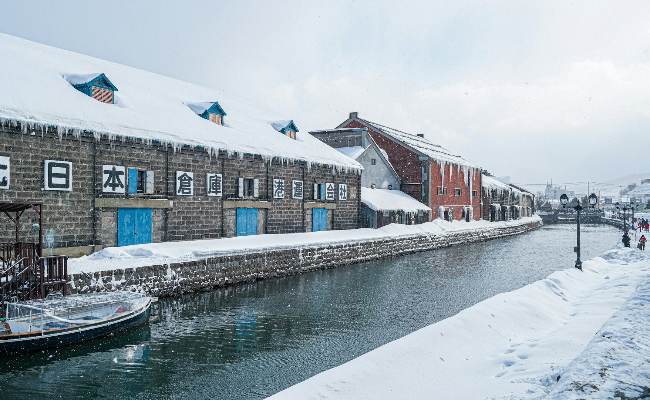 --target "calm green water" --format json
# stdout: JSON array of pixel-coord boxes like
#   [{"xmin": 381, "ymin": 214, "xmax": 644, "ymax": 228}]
[{"xmin": 0, "ymin": 224, "xmax": 621, "ymax": 399}]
